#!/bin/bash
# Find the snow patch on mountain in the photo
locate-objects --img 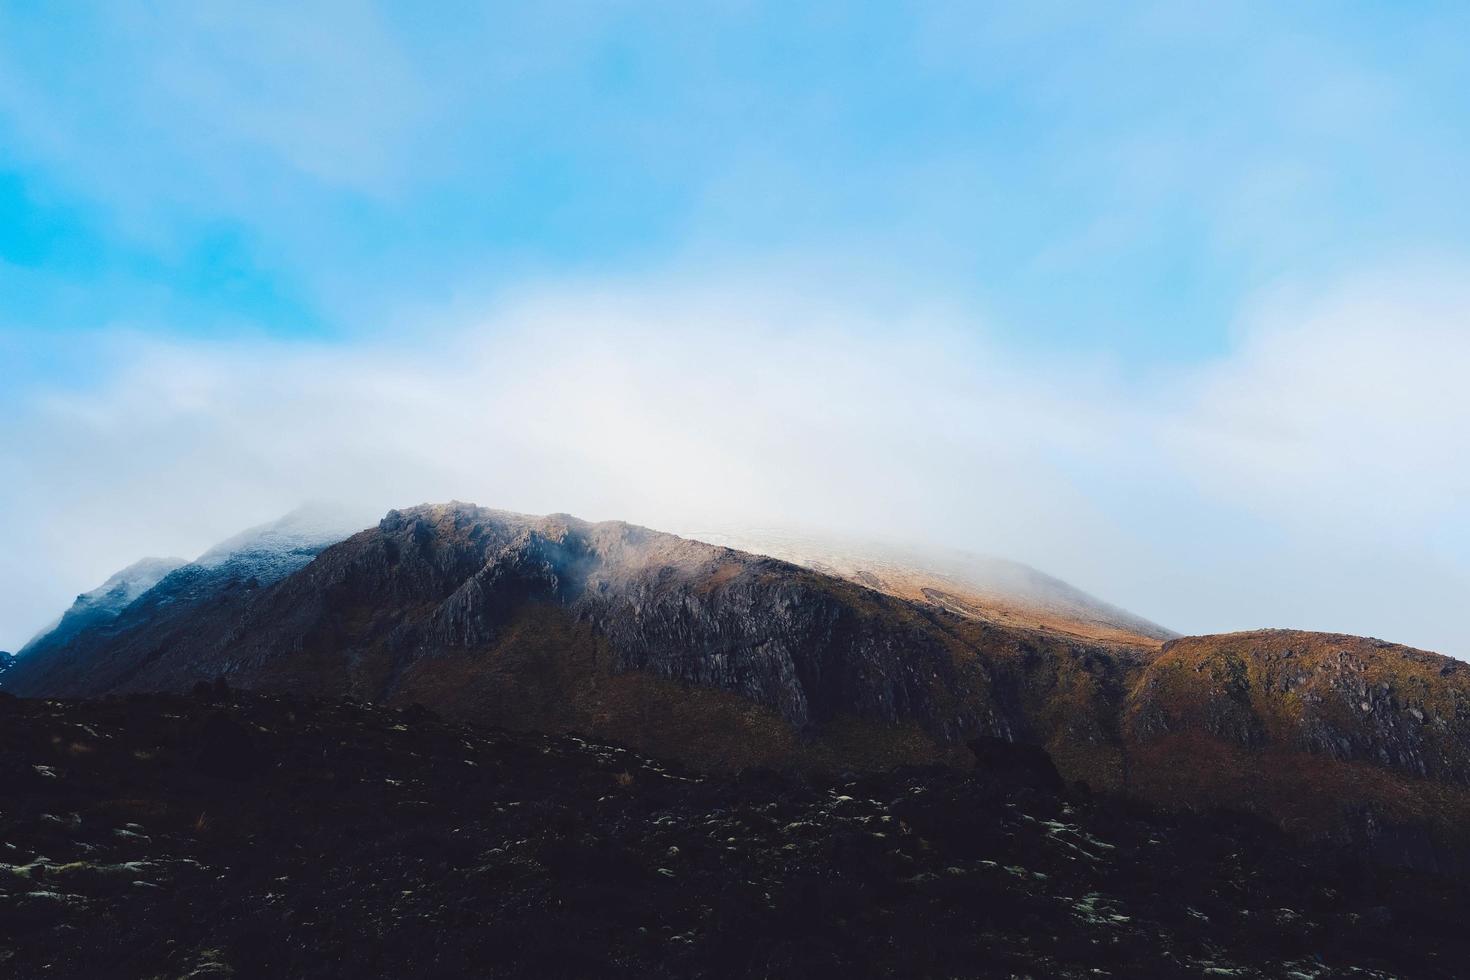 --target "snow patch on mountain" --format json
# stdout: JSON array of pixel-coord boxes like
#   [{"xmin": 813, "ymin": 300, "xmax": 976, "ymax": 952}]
[
  {"xmin": 83, "ymin": 556, "xmax": 189, "ymax": 611},
  {"xmin": 16, "ymin": 504, "xmax": 375, "ymax": 660},
  {"xmin": 191, "ymin": 503, "xmax": 370, "ymax": 585}
]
